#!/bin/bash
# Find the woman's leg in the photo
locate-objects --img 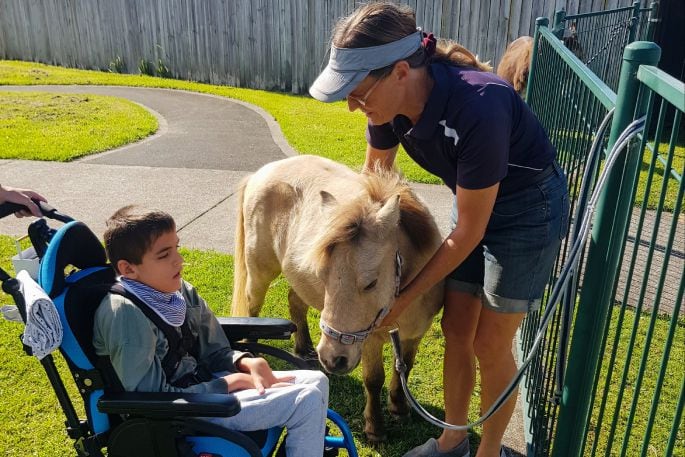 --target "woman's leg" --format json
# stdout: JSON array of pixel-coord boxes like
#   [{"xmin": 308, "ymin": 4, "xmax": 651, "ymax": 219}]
[
  {"xmin": 472, "ymin": 167, "xmax": 568, "ymax": 455},
  {"xmin": 436, "ymin": 289, "xmax": 482, "ymax": 451},
  {"xmin": 473, "ymin": 308, "xmax": 525, "ymax": 457}
]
